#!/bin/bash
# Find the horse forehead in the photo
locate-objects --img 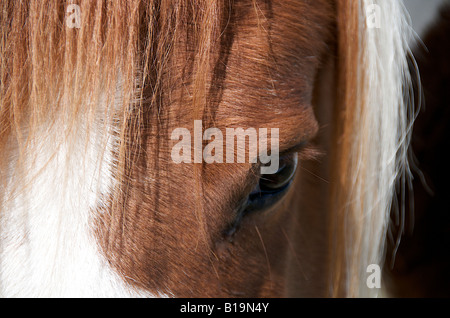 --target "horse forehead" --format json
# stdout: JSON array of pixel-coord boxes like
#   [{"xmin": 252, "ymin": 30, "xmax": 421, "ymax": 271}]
[{"xmin": 160, "ymin": 0, "xmax": 334, "ymax": 136}]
